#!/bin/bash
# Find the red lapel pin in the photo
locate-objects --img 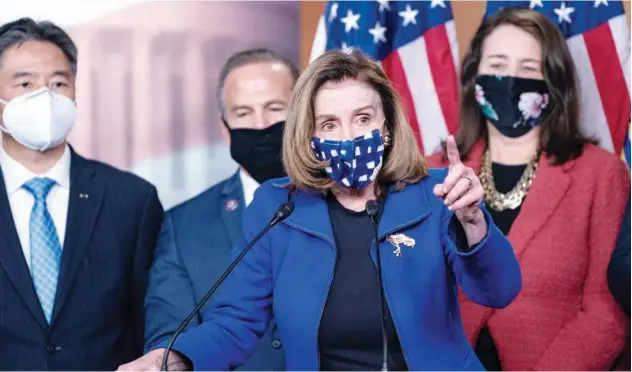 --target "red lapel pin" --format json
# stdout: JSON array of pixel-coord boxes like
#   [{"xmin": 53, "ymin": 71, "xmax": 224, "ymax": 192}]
[{"xmin": 224, "ymin": 199, "xmax": 238, "ymax": 212}]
